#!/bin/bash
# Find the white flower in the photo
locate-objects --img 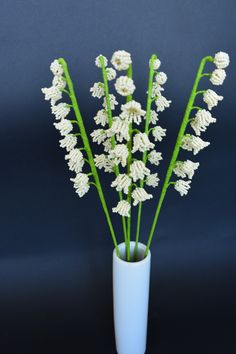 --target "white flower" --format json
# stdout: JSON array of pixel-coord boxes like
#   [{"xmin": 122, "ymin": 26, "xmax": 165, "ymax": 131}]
[
  {"xmin": 151, "ymin": 83, "xmax": 164, "ymax": 98},
  {"xmin": 203, "ymin": 89, "xmax": 223, "ymax": 110},
  {"xmin": 132, "ymin": 133, "xmax": 154, "ymax": 153},
  {"xmin": 107, "ymin": 117, "xmax": 130, "ymax": 142},
  {"xmin": 50, "ymin": 59, "xmax": 63, "ymax": 76},
  {"xmin": 111, "ymin": 174, "xmax": 132, "ymax": 194},
  {"xmin": 103, "ymin": 139, "xmax": 113, "ymax": 152},
  {"xmin": 130, "ymin": 161, "xmax": 150, "ymax": 182},
  {"xmin": 54, "ymin": 119, "xmax": 73, "ymax": 136},
  {"xmin": 94, "ymin": 154, "xmax": 114, "ymax": 173},
  {"xmin": 190, "ymin": 109, "xmax": 216, "ymax": 136},
  {"xmin": 146, "ymin": 173, "xmax": 159, "ymax": 188},
  {"xmin": 152, "ymin": 126, "xmax": 167, "ymax": 142},
  {"xmin": 174, "ymin": 180, "xmax": 191, "ymax": 197},
  {"xmin": 120, "ymin": 100, "xmax": 145, "ymax": 125},
  {"xmin": 41, "ymin": 86, "xmax": 62, "ymax": 104},
  {"xmin": 149, "ymin": 110, "xmax": 159, "ymax": 124},
  {"xmin": 115, "ymin": 76, "xmax": 136, "ymax": 96},
  {"xmin": 148, "ymin": 150, "xmax": 163, "ymax": 165},
  {"xmin": 91, "ymin": 129, "xmax": 107, "ymax": 144},
  {"xmin": 59, "ymin": 135, "xmax": 77, "ymax": 152},
  {"xmin": 112, "ymin": 200, "xmax": 131, "ymax": 217},
  {"xmin": 51, "ymin": 103, "xmax": 70, "ymax": 120},
  {"xmin": 70, "ymin": 173, "xmax": 90, "ymax": 198},
  {"xmin": 94, "ymin": 154, "xmax": 107, "ymax": 169},
  {"xmin": 65, "ymin": 148, "xmax": 84, "ymax": 173},
  {"xmin": 155, "ymin": 95, "xmax": 171, "ymax": 112},
  {"xmin": 173, "ymin": 160, "xmax": 199, "ymax": 179},
  {"xmin": 151, "ymin": 58, "xmax": 161, "ymax": 70},
  {"xmin": 181, "ymin": 135, "xmax": 210, "ymax": 155},
  {"xmin": 106, "ymin": 67, "xmax": 116, "ymax": 81},
  {"xmin": 132, "ymin": 187, "xmax": 153, "ymax": 206},
  {"xmin": 90, "ymin": 82, "xmax": 105, "ymax": 98},
  {"xmin": 93, "ymin": 109, "xmax": 108, "ymax": 127},
  {"xmin": 155, "ymin": 72, "xmax": 167, "ymax": 85},
  {"xmin": 111, "ymin": 50, "xmax": 132, "ymax": 71},
  {"xmin": 210, "ymin": 69, "xmax": 226, "ymax": 85},
  {"xmin": 95, "ymin": 55, "xmax": 108, "ymax": 68},
  {"xmin": 102, "ymin": 94, "xmax": 118, "ymax": 110},
  {"xmin": 108, "ymin": 144, "xmax": 129, "ymax": 167},
  {"xmin": 214, "ymin": 52, "xmax": 230, "ymax": 69},
  {"xmin": 52, "ymin": 75, "xmax": 66, "ymax": 89}
]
